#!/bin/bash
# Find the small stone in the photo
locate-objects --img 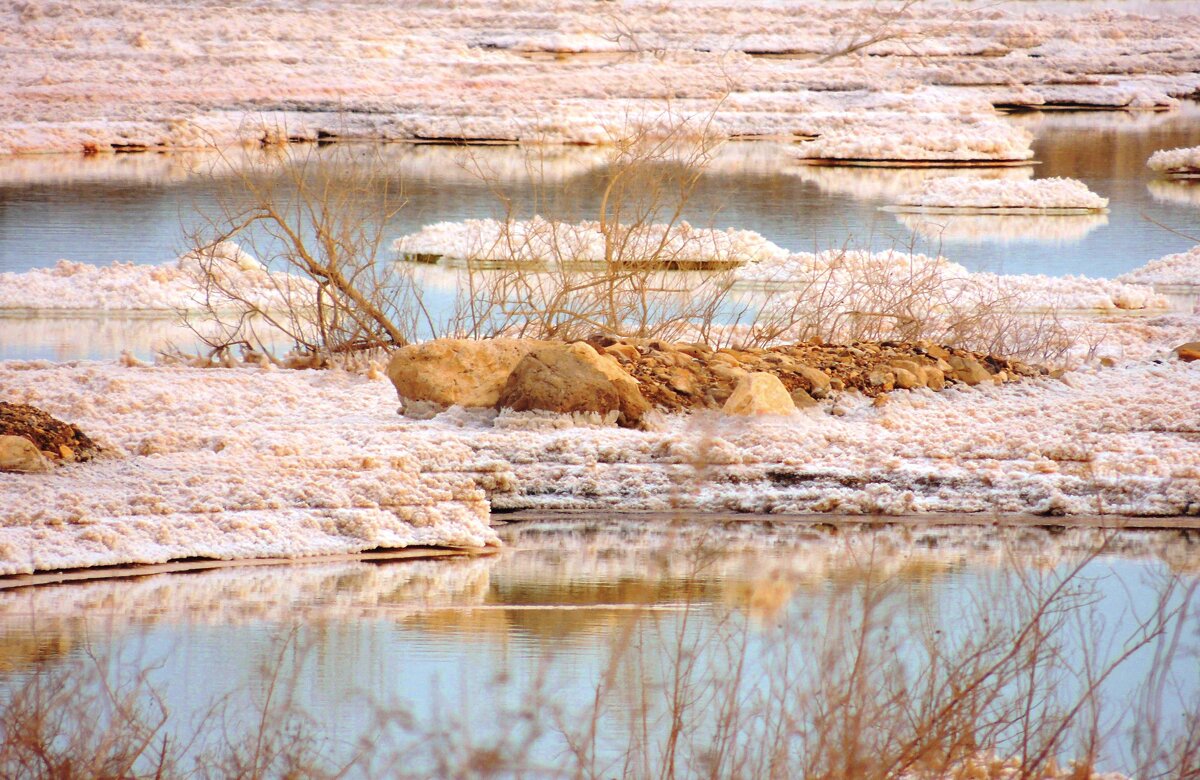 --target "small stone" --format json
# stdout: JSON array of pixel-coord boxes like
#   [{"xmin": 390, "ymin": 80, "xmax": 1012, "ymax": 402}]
[
  {"xmin": 948, "ymin": 356, "xmax": 991, "ymax": 386},
  {"xmin": 920, "ymin": 366, "xmax": 946, "ymax": 391},
  {"xmin": 793, "ymin": 364, "xmax": 832, "ymax": 398},
  {"xmin": 1175, "ymin": 342, "xmax": 1200, "ymax": 362},
  {"xmin": 893, "ymin": 367, "xmax": 921, "ymax": 390},
  {"xmin": 790, "ymin": 387, "xmax": 818, "ymax": 409},
  {"xmin": 58, "ymin": 444, "xmax": 74, "ymax": 461},
  {"xmin": 0, "ymin": 435, "xmax": 52, "ymax": 473},
  {"xmin": 873, "ymin": 393, "xmax": 889, "ymax": 408},
  {"xmin": 867, "ymin": 368, "xmax": 895, "ymax": 390}
]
